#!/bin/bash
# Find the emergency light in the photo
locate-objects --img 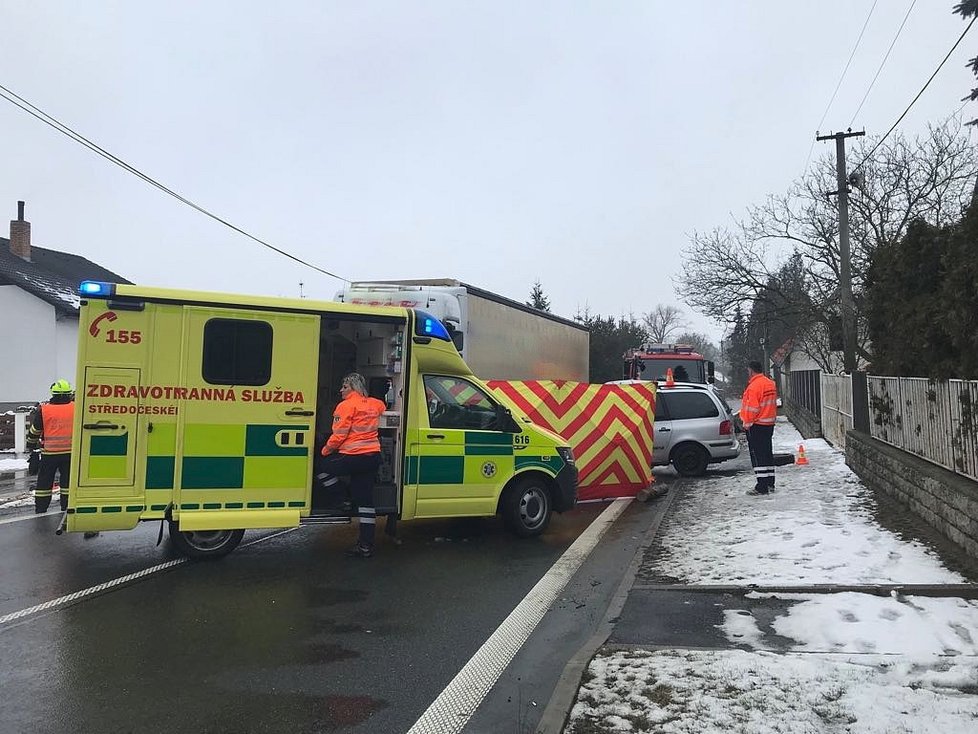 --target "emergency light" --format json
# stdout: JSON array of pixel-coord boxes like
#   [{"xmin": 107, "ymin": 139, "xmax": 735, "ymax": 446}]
[
  {"xmin": 414, "ymin": 310, "xmax": 451, "ymax": 341},
  {"xmin": 79, "ymin": 280, "xmax": 114, "ymax": 297}
]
